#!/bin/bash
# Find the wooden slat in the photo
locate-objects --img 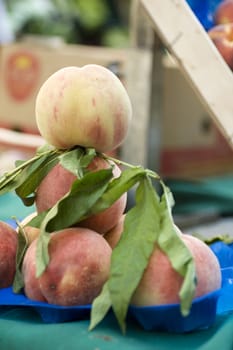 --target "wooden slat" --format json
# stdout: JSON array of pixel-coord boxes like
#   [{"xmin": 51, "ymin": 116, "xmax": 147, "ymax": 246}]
[
  {"xmin": 121, "ymin": 48, "xmax": 153, "ymax": 167},
  {"xmin": 141, "ymin": 0, "xmax": 233, "ymax": 148},
  {"xmin": 0, "ymin": 128, "xmax": 44, "ymax": 149}
]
